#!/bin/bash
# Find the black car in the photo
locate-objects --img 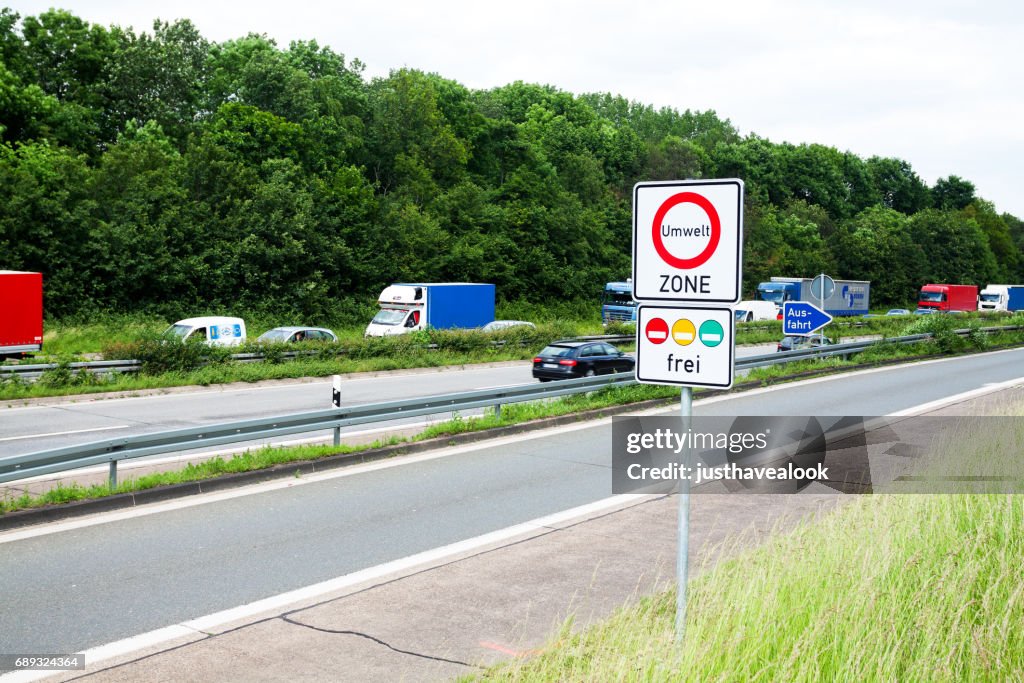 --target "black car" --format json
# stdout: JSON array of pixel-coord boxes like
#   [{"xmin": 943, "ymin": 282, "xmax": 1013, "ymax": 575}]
[{"xmin": 532, "ymin": 341, "xmax": 635, "ymax": 381}]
